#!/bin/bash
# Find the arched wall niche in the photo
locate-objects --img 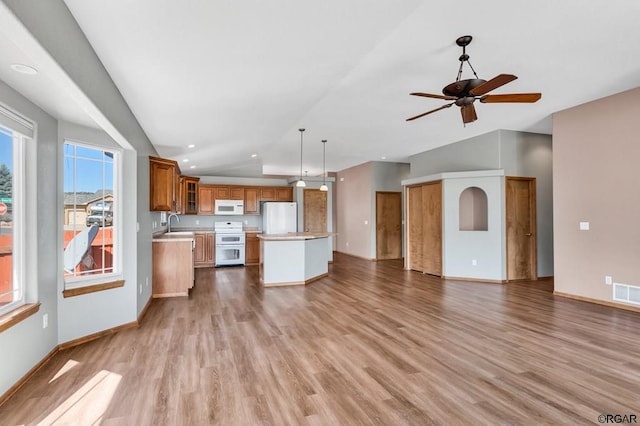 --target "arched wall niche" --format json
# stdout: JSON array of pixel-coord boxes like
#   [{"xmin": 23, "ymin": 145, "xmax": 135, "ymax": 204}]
[{"xmin": 459, "ymin": 186, "xmax": 488, "ymax": 231}]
